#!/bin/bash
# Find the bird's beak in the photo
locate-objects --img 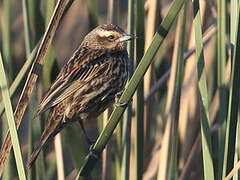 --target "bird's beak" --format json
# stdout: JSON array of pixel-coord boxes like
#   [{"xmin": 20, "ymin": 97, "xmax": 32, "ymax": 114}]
[{"xmin": 119, "ymin": 34, "xmax": 137, "ymax": 42}]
